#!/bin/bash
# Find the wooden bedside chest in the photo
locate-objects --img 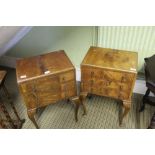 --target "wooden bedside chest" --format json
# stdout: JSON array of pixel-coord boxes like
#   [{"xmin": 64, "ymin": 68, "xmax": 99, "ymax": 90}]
[
  {"xmin": 16, "ymin": 50, "xmax": 79, "ymax": 128},
  {"xmin": 80, "ymin": 46, "xmax": 138, "ymax": 125}
]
